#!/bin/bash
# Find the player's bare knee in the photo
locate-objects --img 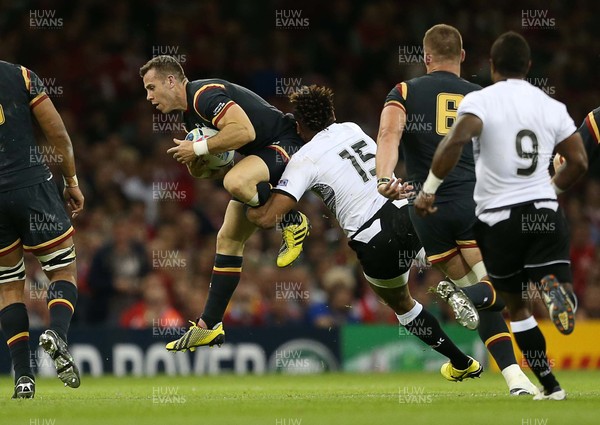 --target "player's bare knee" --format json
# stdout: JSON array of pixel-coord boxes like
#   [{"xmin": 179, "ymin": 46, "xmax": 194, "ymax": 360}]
[
  {"xmin": 223, "ymin": 172, "xmax": 251, "ymax": 201},
  {"xmin": 0, "ymin": 279, "xmax": 26, "ymax": 308},
  {"xmin": 510, "ymin": 307, "xmax": 532, "ymax": 322},
  {"xmin": 216, "ymin": 229, "xmax": 244, "ymax": 253},
  {"xmin": 501, "ymin": 292, "xmax": 530, "ymax": 319},
  {"xmin": 365, "ymin": 271, "xmax": 413, "ymax": 313},
  {"xmin": 45, "ymin": 264, "xmax": 77, "ymax": 286}
]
